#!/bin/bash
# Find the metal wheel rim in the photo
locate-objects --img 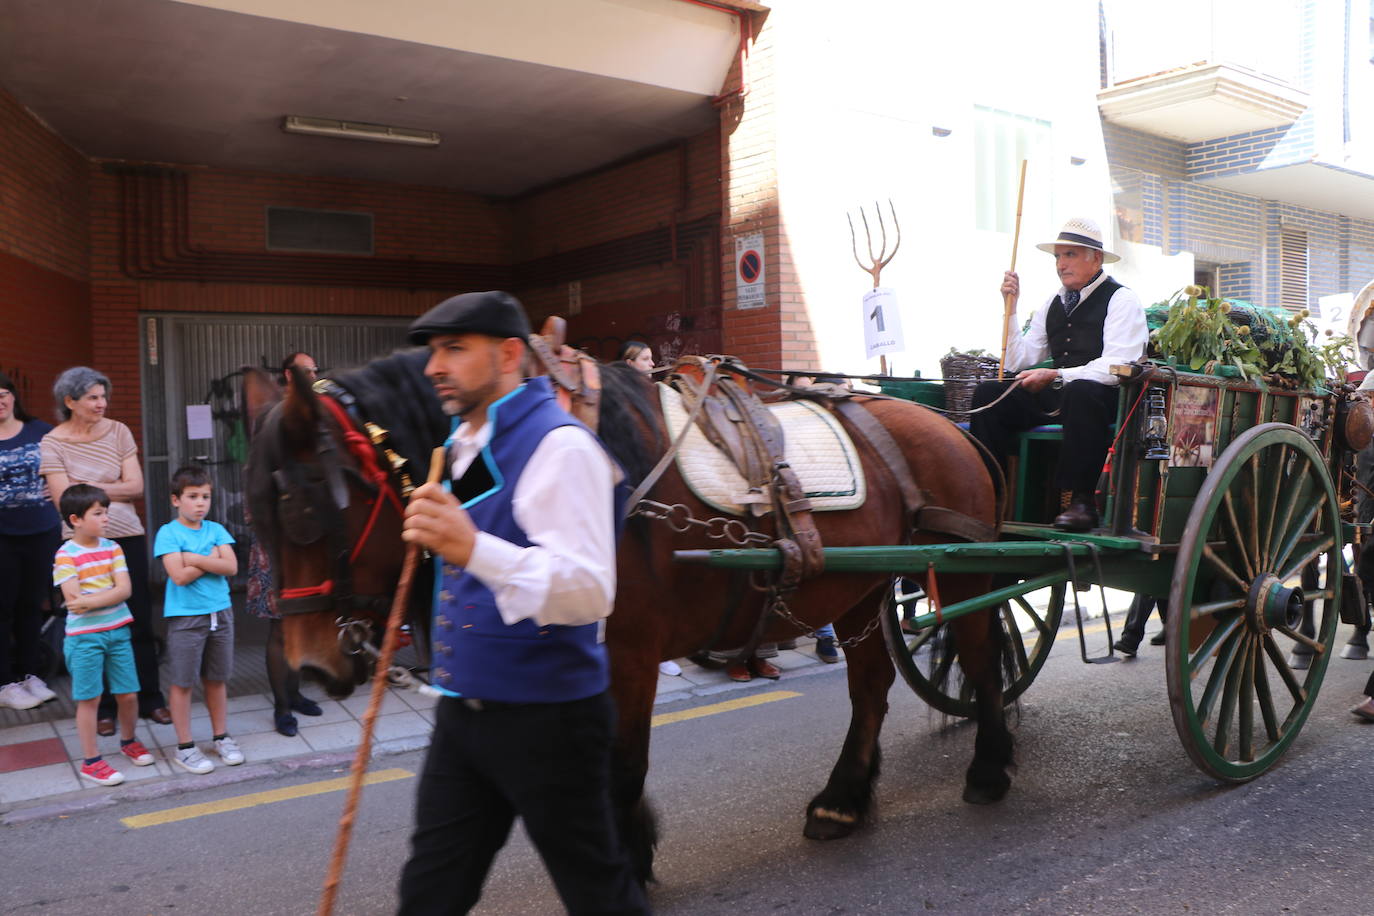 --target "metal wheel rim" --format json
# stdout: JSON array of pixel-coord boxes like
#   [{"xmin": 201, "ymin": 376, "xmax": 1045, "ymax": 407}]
[{"xmin": 1165, "ymin": 423, "xmax": 1341, "ymax": 781}]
